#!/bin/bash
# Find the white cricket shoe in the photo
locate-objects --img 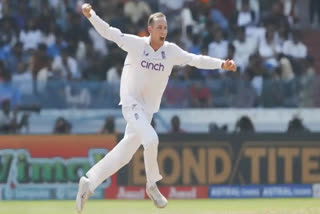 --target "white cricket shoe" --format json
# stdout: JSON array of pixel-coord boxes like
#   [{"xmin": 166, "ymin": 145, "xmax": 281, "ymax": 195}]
[
  {"xmin": 76, "ymin": 176, "xmax": 93, "ymax": 213},
  {"xmin": 146, "ymin": 183, "xmax": 168, "ymax": 208}
]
